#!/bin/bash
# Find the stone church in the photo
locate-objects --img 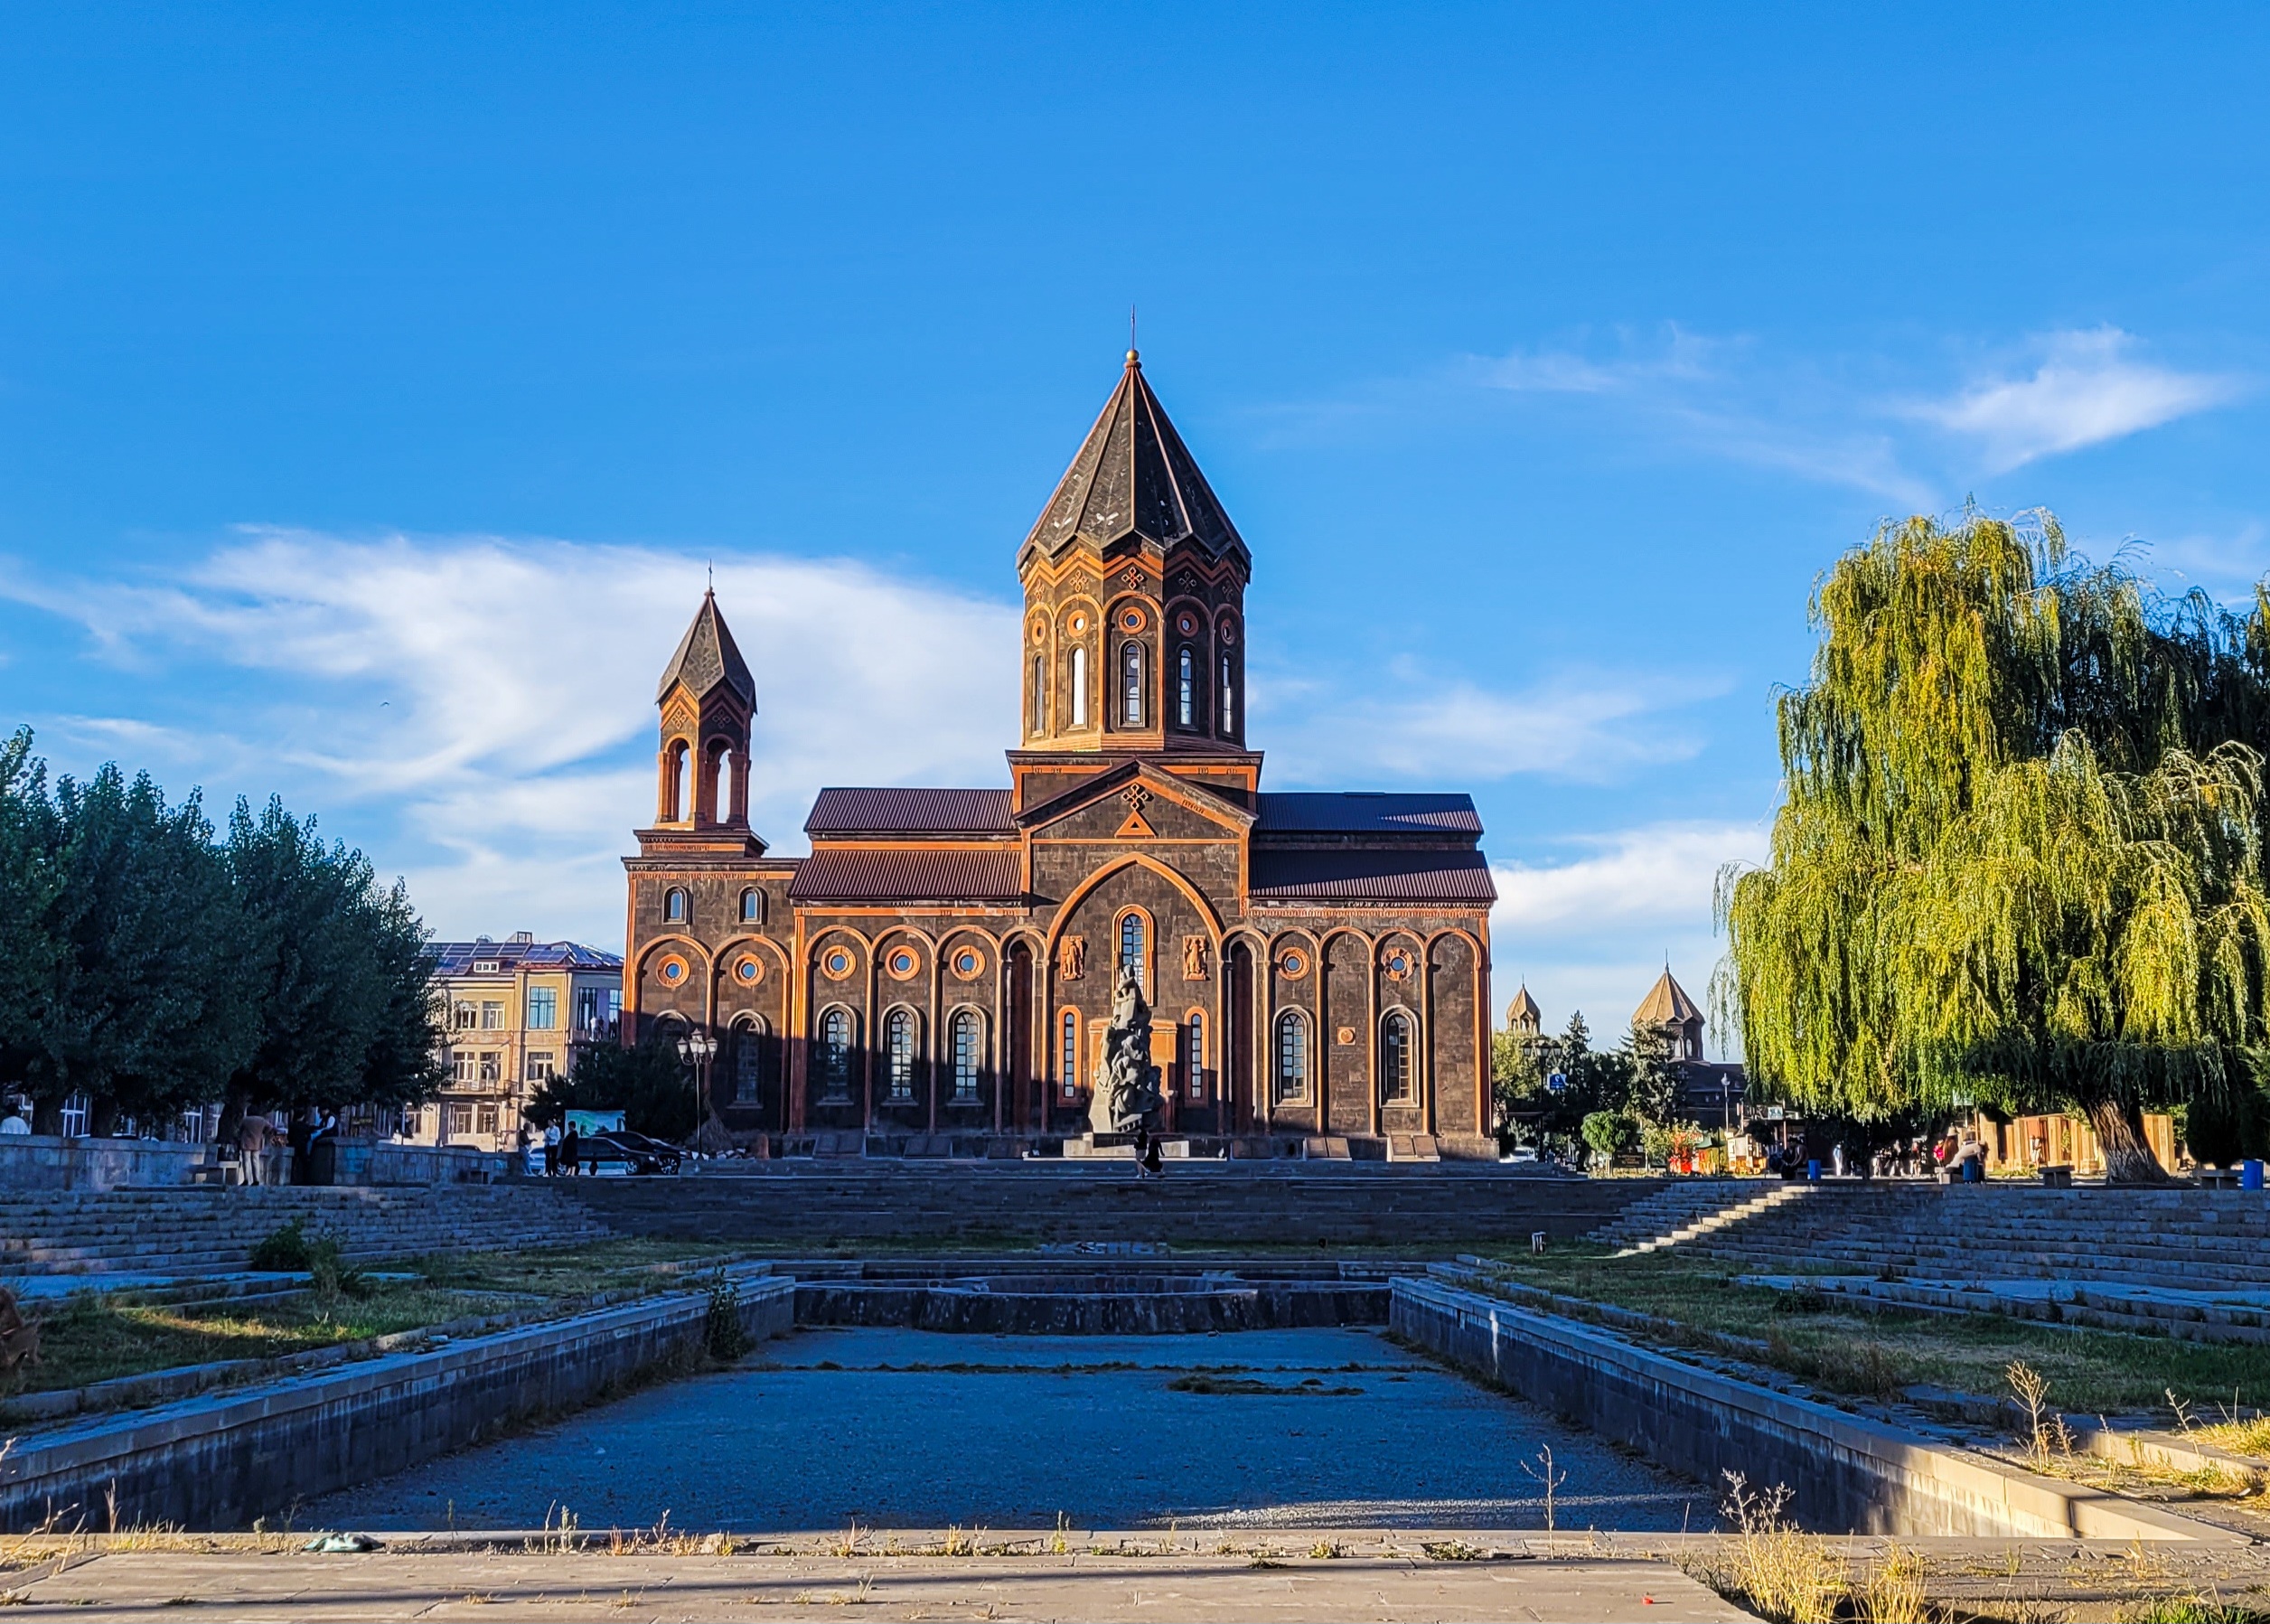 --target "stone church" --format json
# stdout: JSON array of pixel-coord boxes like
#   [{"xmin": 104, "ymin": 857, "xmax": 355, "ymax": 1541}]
[{"xmin": 624, "ymin": 352, "xmax": 1496, "ymax": 1158}]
